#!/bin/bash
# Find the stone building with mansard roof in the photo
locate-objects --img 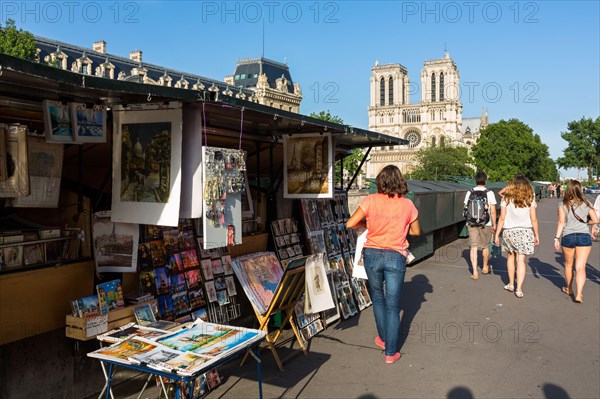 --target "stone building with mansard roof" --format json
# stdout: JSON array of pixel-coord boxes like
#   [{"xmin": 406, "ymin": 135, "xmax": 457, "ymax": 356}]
[
  {"xmin": 34, "ymin": 37, "xmax": 302, "ymax": 110},
  {"xmin": 366, "ymin": 52, "xmax": 488, "ymax": 178},
  {"xmin": 224, "ymin": 57, "xmax": 302, "ymax": 113}
]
